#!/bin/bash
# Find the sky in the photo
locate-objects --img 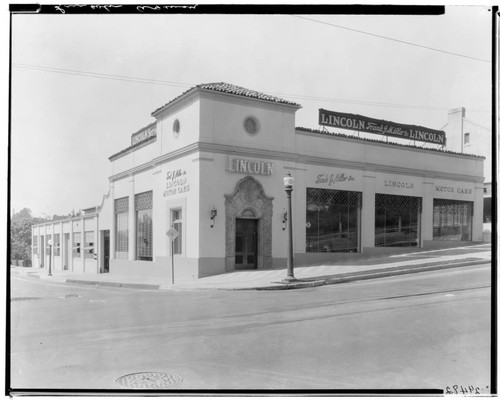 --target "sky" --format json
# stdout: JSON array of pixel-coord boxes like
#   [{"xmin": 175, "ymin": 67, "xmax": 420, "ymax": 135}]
[{"xmin": 8, "ymin": 5, "xmax": 494, "ymax": 218}]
